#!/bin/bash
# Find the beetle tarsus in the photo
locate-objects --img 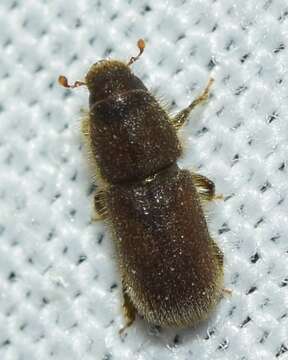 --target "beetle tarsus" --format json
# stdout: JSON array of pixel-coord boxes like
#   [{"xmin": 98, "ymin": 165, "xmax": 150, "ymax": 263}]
[{"xmin": 171, "ymin": 77, "xmax": 214, "ymax": 129}]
